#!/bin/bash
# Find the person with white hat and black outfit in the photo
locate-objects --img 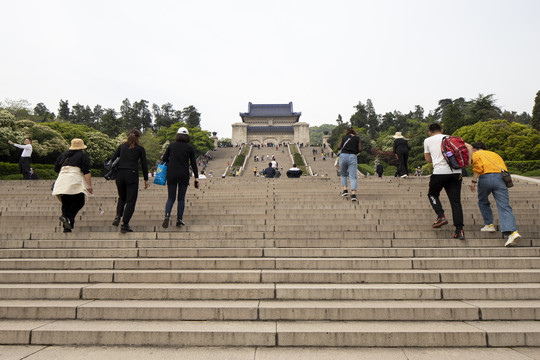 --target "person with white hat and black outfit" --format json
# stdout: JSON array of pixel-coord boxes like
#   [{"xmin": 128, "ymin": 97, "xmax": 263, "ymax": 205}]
[
  {"xmin": 52, "ymin": 138, "xmax": 93, "ymax": 232},
  {"xmin": 392, "ymin": 132, "xmax": 411, "ymax": 178},
  {"xmin": 161, "ymin": 127, "xmax": 199, "ymax": 228}
]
